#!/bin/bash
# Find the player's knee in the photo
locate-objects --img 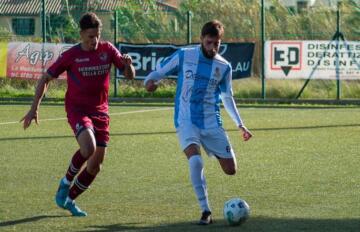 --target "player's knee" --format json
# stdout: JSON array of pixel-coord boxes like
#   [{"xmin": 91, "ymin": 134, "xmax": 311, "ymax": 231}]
[
  {"xmin": 80, "ymin": 144, "xmax": 96, "ymax": 158},
  {"xmin": 184, "ymin": 144, "xmax": 200, "ymax": 159},
  {"xmin": 220, "ymin": 158, "xmax": 237, "ymax": 175}
]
